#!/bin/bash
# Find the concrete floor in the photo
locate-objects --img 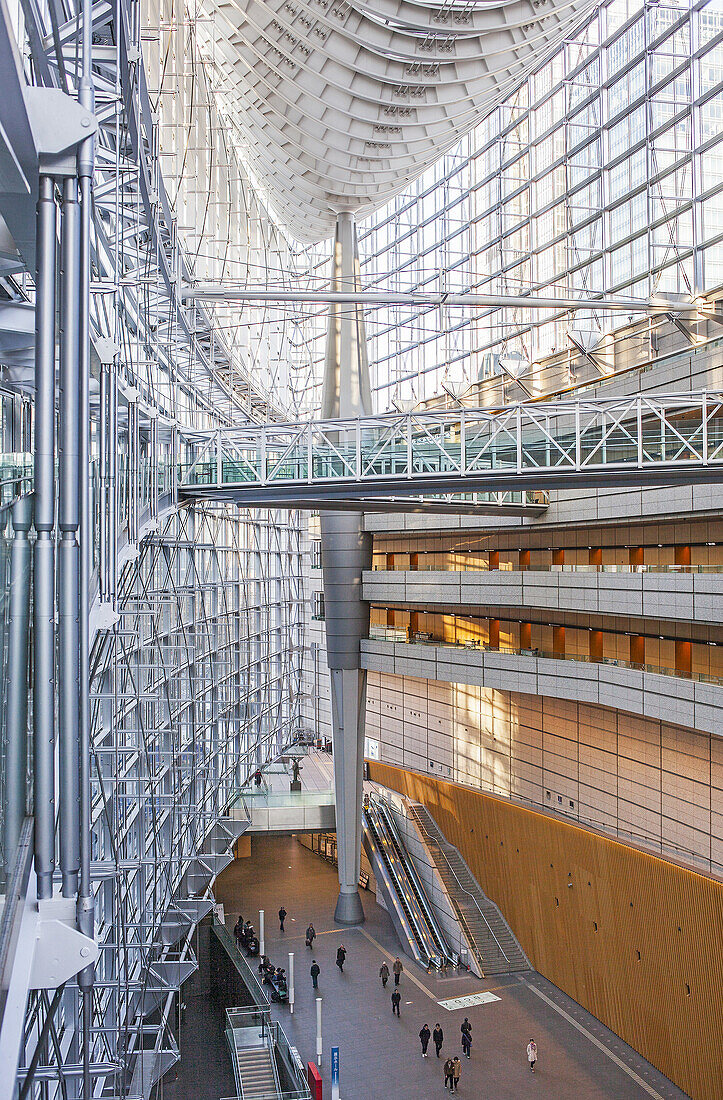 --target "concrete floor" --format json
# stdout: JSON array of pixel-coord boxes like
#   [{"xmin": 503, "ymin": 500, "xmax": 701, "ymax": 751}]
[{"xmin": 211, "ymin": 835, "xmax": 689, "ymax": 1100}]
